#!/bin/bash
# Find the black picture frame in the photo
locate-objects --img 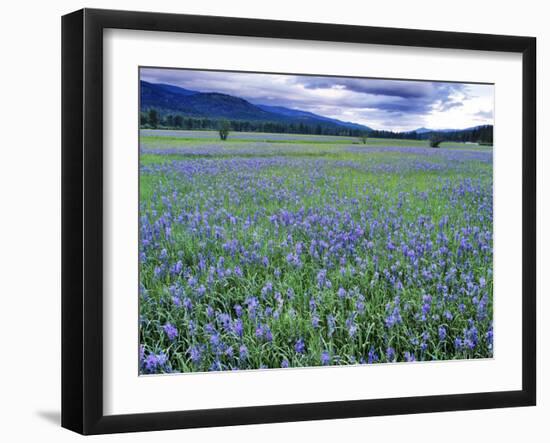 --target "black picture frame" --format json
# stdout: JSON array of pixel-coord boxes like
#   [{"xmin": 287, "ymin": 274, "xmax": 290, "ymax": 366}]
[{"xmin": 62, "ymin": 8, "xmax": 536, "ymax": 435}]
